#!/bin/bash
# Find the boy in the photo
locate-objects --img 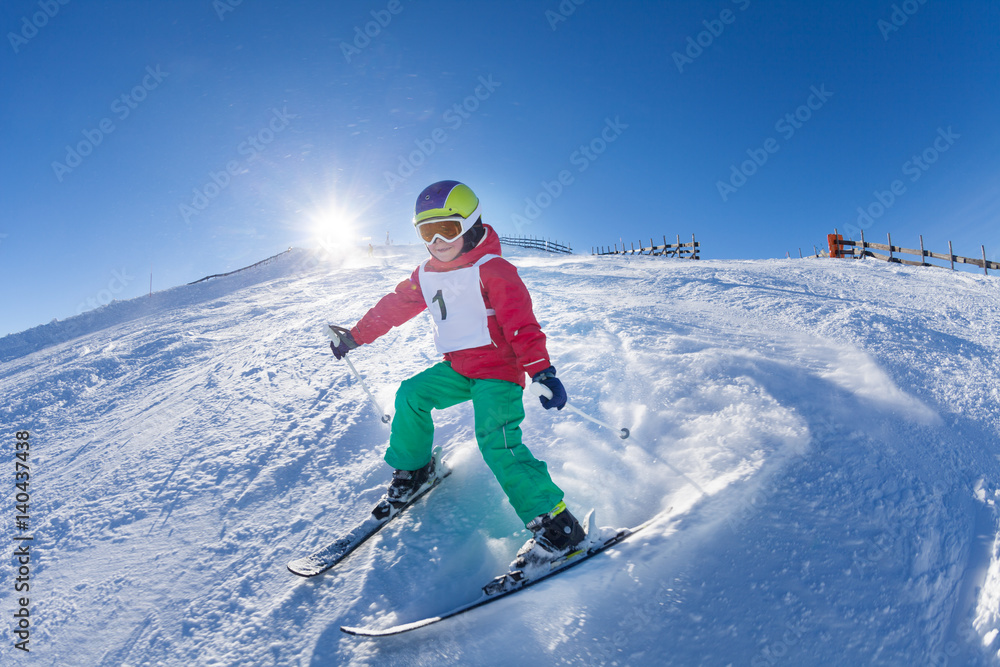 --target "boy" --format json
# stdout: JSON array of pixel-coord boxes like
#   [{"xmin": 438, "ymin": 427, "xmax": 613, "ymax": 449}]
[{"xmin": 329, "ymin": 180, "xmax": 585, "ymax": 569}]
